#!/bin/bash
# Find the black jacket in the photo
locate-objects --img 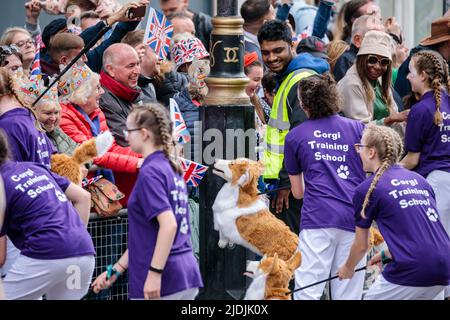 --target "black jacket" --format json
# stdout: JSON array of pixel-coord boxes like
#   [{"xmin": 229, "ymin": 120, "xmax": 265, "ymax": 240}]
[
  {"xmin": 138, "ymin": 75, "xmax": 157, "ymax": 103},
  {"xmin": 155, "ymin": 71, "xmax": 189, "ymax": 106},
  {"xmin": 394, "ymin": 45, "xmax": 432, "ymax": 99},
  {"xmin": 333, "ymin": 43, "xmax": 358, "ymax": 82},
  {"xmin": 193, "ymin": 11, "xmax": 213, "ymax": 51}
]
